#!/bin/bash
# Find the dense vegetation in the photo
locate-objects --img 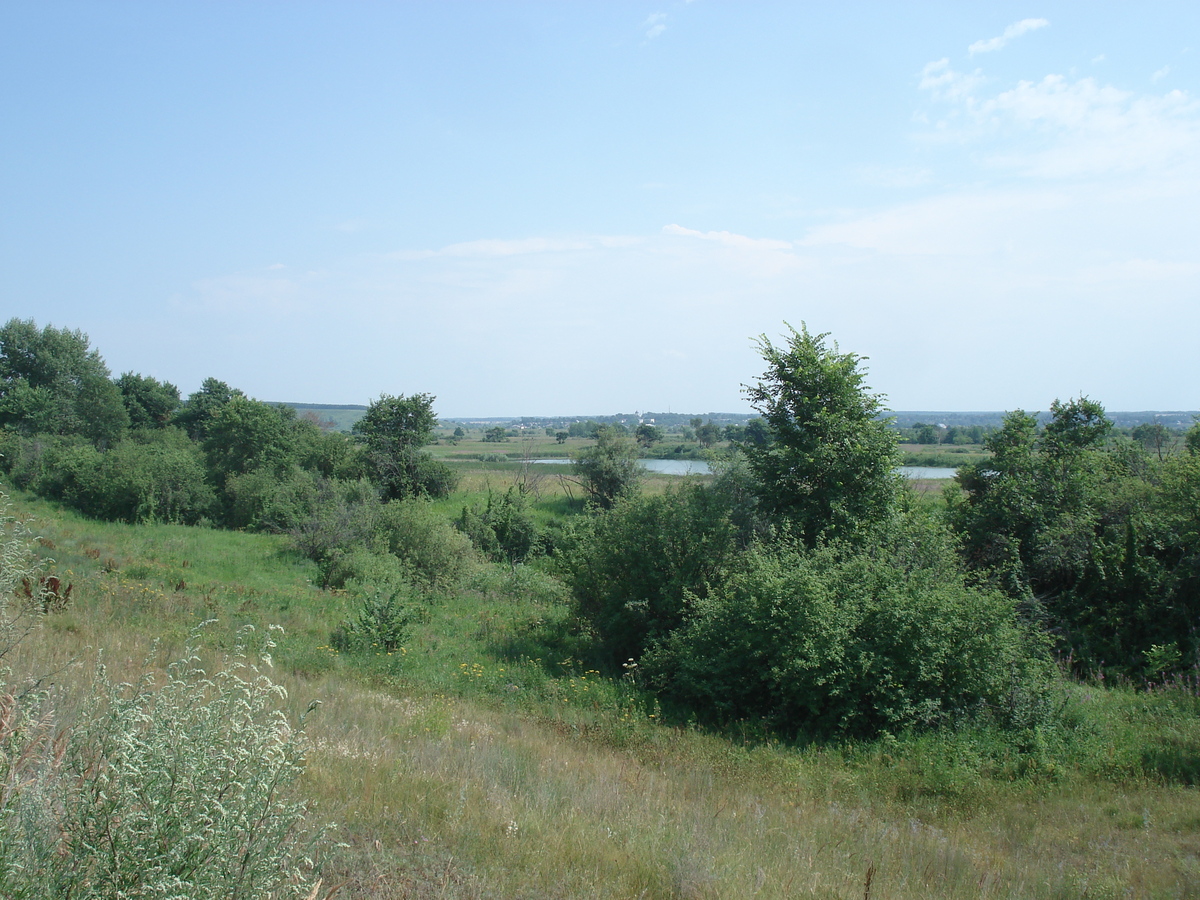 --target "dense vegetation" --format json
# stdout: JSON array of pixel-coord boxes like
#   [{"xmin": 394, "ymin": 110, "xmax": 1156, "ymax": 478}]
[{"xmin": 2, "ymin": 315, "xmax": 1200, "ymax": 896}]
